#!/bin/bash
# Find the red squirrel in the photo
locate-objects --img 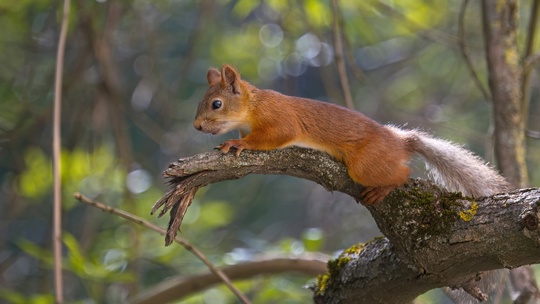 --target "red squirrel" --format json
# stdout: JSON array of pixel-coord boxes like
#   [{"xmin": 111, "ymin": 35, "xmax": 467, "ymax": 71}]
[{"xmin": 194, "ymin": 64, "xmax": 510, "ymax": 204}]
